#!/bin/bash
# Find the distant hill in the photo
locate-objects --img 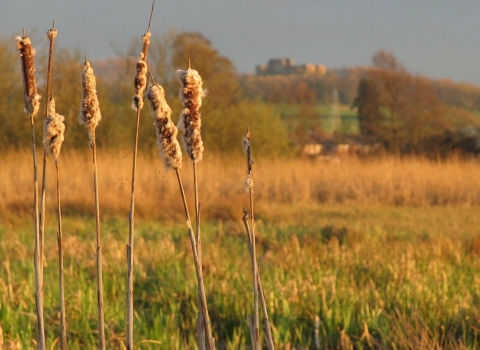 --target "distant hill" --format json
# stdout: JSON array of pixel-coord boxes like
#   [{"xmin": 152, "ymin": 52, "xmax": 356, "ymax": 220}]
[{"xmin": 240, "ymin": 67, "xmax": 480, "ymax": 112}]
